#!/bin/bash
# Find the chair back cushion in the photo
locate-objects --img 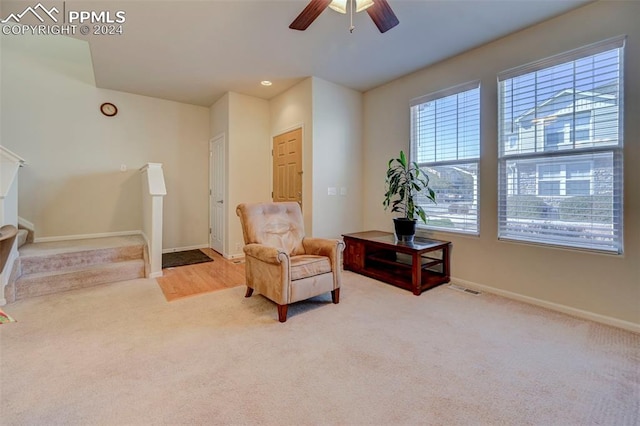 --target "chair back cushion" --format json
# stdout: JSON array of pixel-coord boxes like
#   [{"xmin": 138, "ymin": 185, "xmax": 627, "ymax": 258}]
[{"xmin": 236, "ymin": 202, "xmax": 306, "ymax": 255}]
